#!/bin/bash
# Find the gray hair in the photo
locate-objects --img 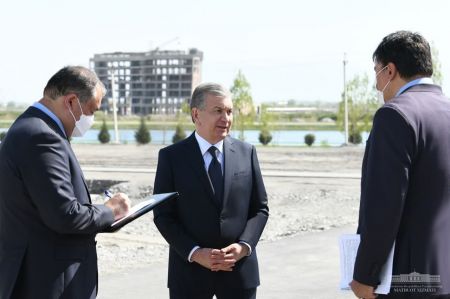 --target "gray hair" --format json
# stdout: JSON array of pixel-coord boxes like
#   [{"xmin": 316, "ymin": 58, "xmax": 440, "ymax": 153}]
[
  {"xmin": 190, "ymin": 82, "xmax": 230, "ymax": 110},
  {"xmin": 43, "ymin": 66, "xmax": 106, "ymax": 103}
]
